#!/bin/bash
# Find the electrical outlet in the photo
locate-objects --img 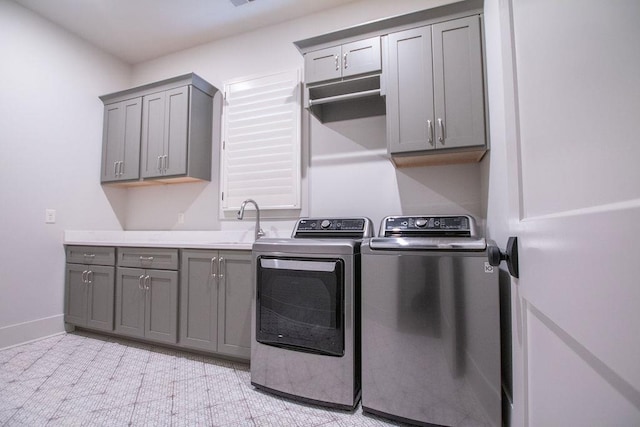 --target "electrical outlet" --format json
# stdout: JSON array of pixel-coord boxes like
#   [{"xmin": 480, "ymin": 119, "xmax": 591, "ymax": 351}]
[{"xmin": 45, "ymin": 209, "xmax": 56, "ymax": 224}]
